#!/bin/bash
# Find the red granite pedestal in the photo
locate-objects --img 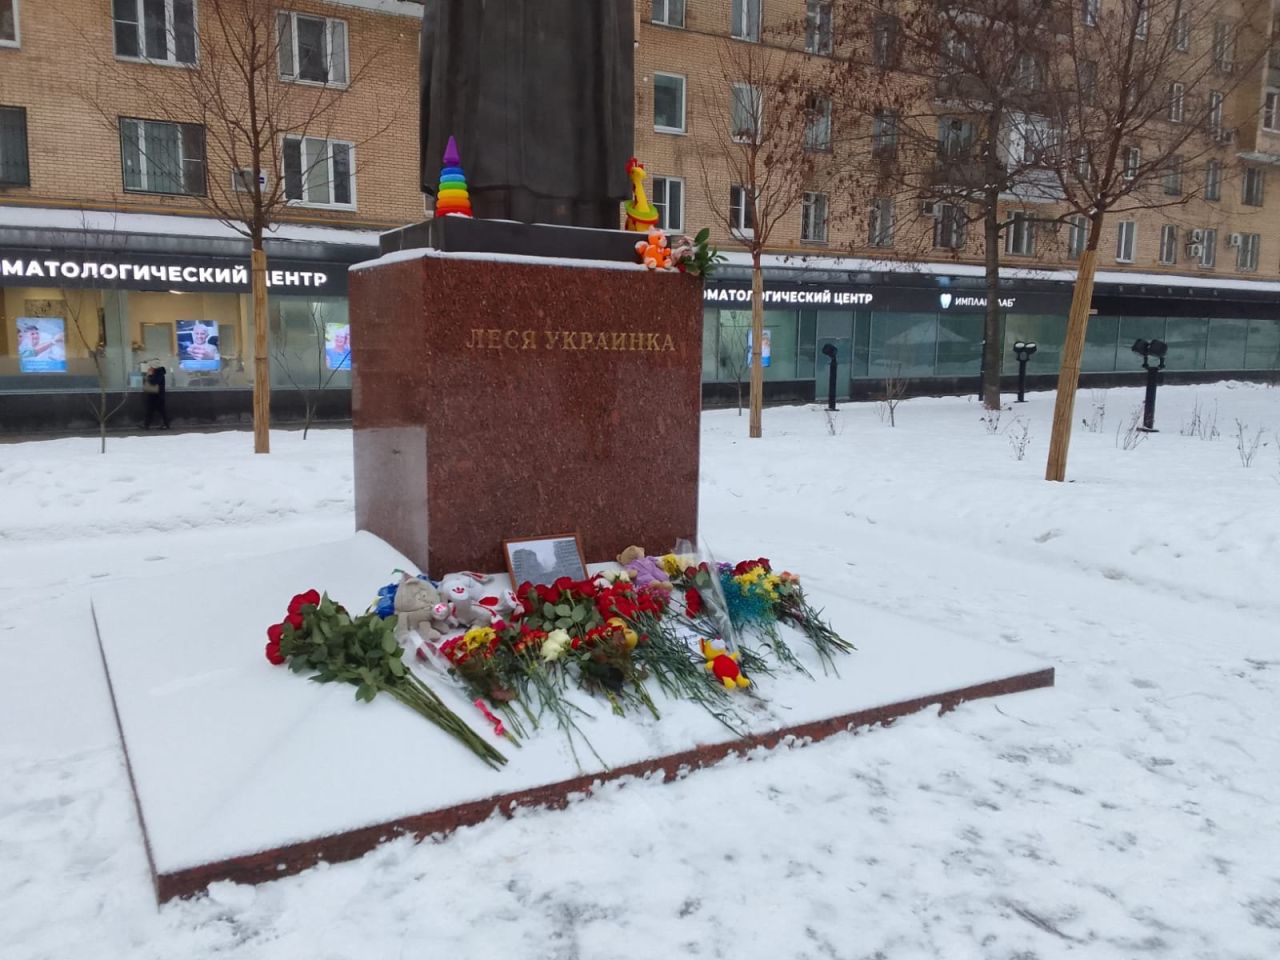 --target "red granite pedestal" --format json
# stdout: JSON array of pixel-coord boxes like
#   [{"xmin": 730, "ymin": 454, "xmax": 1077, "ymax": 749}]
[{"xmin": 350, "ymin": 250, "xmax": 703, "ymax": 575}]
